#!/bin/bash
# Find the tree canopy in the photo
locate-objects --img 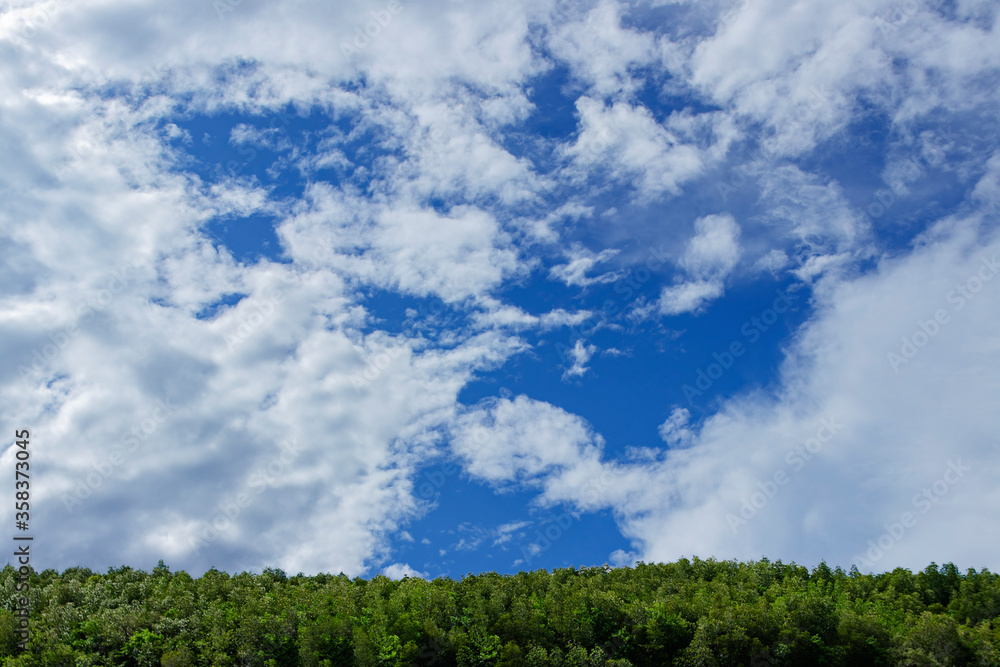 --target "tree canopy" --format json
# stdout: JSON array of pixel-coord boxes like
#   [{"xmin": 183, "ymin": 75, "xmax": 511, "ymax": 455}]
[{"xmin": 1, "ymin": 559, "xmax": 998, "ymax": 666}]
